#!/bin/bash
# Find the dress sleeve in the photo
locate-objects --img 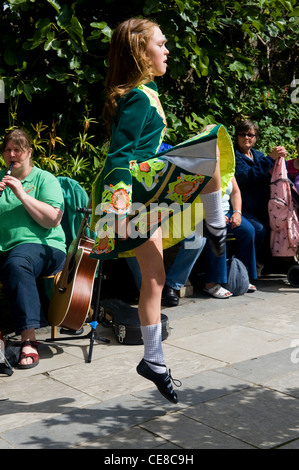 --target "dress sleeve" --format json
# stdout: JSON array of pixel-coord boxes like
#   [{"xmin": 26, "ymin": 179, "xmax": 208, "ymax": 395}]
[
  {"xmin": 107, "ymin": 90, "xmax": 149, "ymax": 167},
  {"xmin": 101, "ymin": 89, "xmax": 151, "ymax": 217}
]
